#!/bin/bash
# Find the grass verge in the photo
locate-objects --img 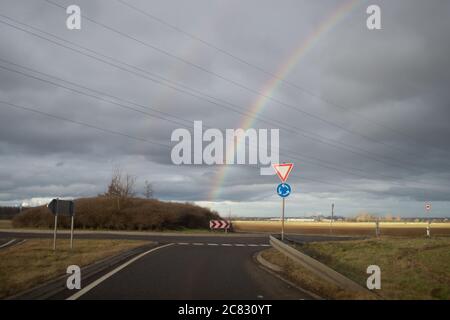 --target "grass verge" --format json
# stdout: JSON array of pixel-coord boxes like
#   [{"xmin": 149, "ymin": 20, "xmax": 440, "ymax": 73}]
[
  {"xmin": 0, "ymin": 220, "xmax": 12, "ymax": 229},
  {"xmin": 261, "ymin": 248, "xmax": 375, "ymax": 300},
  {"xmin": 262, "ymin": 237, "xmax": 450, "ymax": 300},
  {"xmin": 296, "ymin": 237, "xmax": 450, "ymax": 300},
  {"xmin": 0, "ymin": 239, "xmax": 149, "ymax": 298}
]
